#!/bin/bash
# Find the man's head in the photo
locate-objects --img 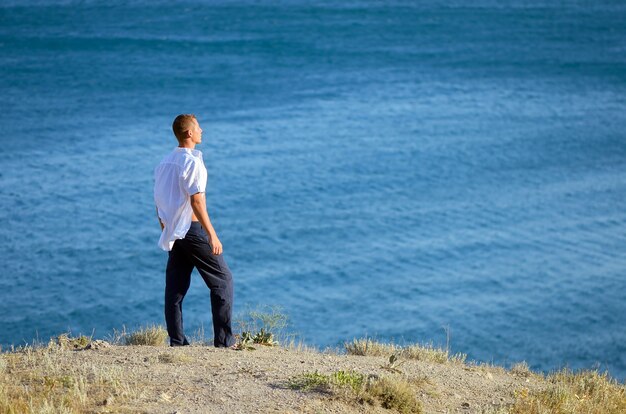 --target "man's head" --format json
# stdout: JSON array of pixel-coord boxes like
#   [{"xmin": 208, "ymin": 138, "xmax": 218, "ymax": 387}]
[{"xmin": 172, "ymin": 114, "xmax": 202, "ymax": 145}]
